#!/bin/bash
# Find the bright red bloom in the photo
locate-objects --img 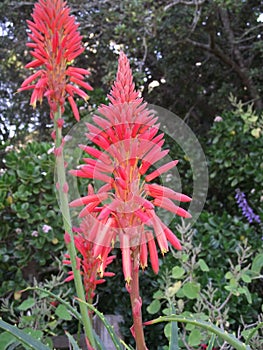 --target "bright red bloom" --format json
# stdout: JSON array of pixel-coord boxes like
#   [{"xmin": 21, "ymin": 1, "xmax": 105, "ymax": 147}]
[
  {"xmin": 18, "ymin": 0, "xmax": 92, "ymax": 120},
  {"xmin": 70, "ymin": 52, "xmax": 191, "ymax": 282},
  {"xmin": 63, "ymin": 226, "xmax": 115, "ymax": 304}
]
